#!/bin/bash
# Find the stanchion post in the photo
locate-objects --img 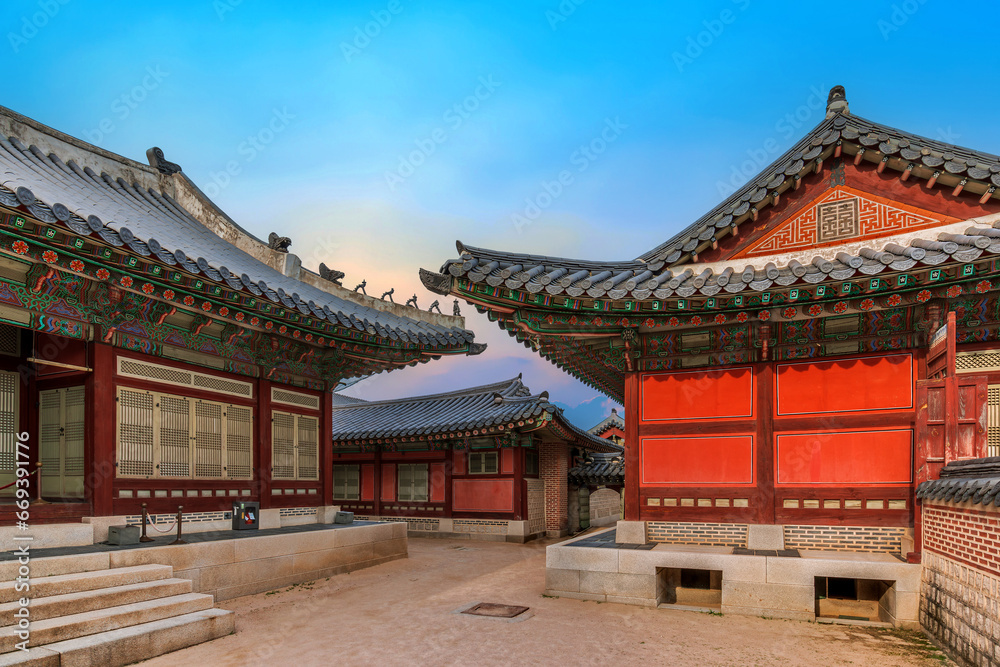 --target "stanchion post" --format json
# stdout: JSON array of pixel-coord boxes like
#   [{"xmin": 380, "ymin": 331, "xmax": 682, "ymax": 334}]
[
  {"xmin": 31, "ymin": 462, "xmax": 50, "ymax": 505},
  {"xmin": 170, "ymin": 505, "xmax": 187, "ymax": 545},
  {"xmin": 139, "ymin": 503, "xmax": 154, "ymax": 542}
]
